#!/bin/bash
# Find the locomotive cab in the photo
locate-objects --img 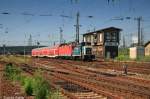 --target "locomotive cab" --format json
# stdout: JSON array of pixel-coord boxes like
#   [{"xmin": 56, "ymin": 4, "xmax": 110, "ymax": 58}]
[
  {"xmin": 72, "ymin": 42, "xmax": 95, "ymax": 61},
  {"xmin": 82, "ymin": 46, "xmax": 95, "ymax": 61}
]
